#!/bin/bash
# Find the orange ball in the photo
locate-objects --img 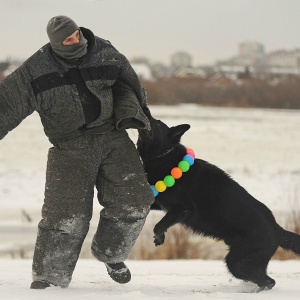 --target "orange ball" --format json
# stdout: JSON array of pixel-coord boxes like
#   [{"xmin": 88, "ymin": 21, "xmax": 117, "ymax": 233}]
[{"xmin": 171, "ymin": 167, "xmax": 182, "ymax": 179}]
